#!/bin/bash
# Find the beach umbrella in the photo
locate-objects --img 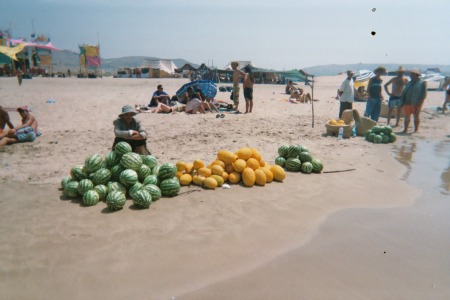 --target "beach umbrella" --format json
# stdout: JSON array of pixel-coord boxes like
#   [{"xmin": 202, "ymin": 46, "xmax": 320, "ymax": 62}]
[
  {"xmin": 176, "ymin": 80, "xmax": 217, "ymax": 99},
  {"xmin": 353, "ymin": 70, "xmax": 375, "ymax": 82}
]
